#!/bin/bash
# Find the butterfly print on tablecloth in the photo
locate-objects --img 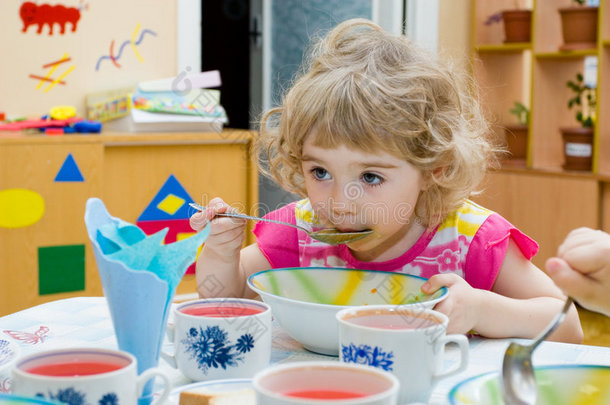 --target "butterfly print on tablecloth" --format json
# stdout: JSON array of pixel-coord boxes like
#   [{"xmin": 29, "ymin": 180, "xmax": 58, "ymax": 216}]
[{"xmin": 3, "ymin": 326, "xmax": 50, "ymax": 344}]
